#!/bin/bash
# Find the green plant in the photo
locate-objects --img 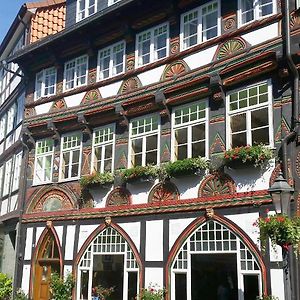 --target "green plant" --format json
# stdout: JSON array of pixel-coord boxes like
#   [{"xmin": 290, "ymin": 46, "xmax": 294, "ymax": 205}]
[
  {"xmin": 0, "ymin": 273, "xmax": 12, "ymax": 300},
  {"xmin": 223, "ymin": 144, "xmax": 273, "ymax": 167},
  {"xmin": 256, "ymin": 295, "xmax": 279, "ymax": 300},
  {"xmin": 164, "ymin": 157, "xmax": 209, "ymax": 178},
  {"xmin": 92, "ymin": 284, "xmax": 114, "ymax": 299},
  {"xmin": 80, "ymin": 171, "xmax": 114, "ymax": 189},
  {"xmin": 254, "ymin": 213, "xmax": 300, "ymax": 252},
  {"xmin": 138, "ymin": 284, "xmax": 166, "ymax": 300},
  {"xmin": 15, "ymin": 289, "xmax": 29, "ymax": 300},
  {"xmin": 120, "ymin": 165, "xmax": 158, "ymax": 183},
  {"xmin": 50, "ymin": 272, "xmax": 74, "ymax": 300}
]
